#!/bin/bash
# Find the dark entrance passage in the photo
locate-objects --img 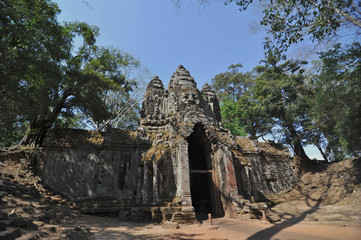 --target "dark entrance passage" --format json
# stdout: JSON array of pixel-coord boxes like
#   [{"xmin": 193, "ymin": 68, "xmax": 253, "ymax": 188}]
[
  {"xmin": 189, "ymin": 171, "xmax": 212, "ymax": 214},
  {"xmin": 187, "ymin": 124, "xmax": 223, "ymax": 219}
]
